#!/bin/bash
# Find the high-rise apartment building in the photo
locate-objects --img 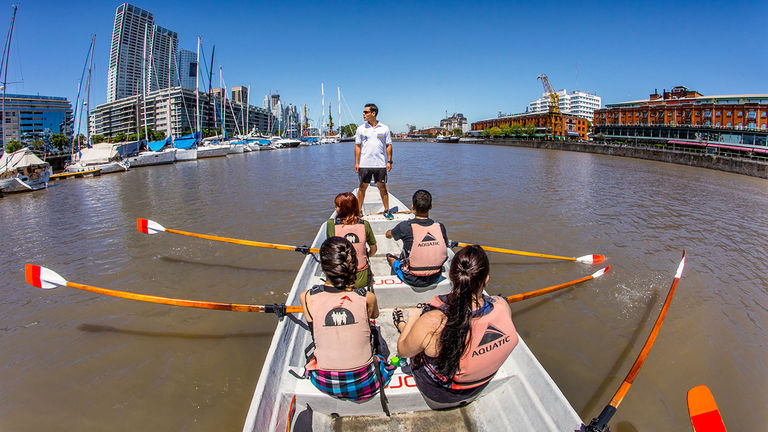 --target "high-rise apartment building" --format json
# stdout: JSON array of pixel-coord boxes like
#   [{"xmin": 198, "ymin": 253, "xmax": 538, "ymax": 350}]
[
  {"xmin": 147, "ymin": 25, "xmax": 178, "ymax": 92},
  {"xmin": 232, "ymin": 86, "xmax": 248, "ymax": 104},
  {"xmin": 107, "ymin": 4, "xmax": 178, "ymax": 102},
  {"xmin": 107, "ymin": 4, "xmax": 154, "ymax": 102},
  {"xmin": 178, "ymin": 49, "xmax": 197, "ymax": 89},
  {"xmin": 529, "ymin": 90, "xmax": 601, "ymax": 121}
]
